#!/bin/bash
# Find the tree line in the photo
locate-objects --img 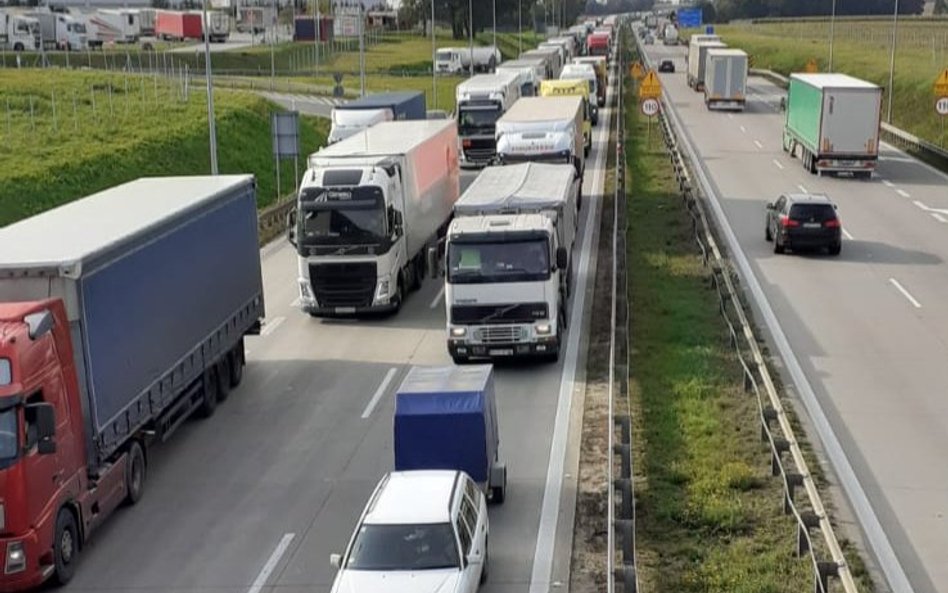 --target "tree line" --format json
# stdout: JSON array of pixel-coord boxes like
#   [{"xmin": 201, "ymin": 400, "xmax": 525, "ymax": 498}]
[{"xmin": 709, "ymin": 0, "xmax": 926, "ymax": 20}]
